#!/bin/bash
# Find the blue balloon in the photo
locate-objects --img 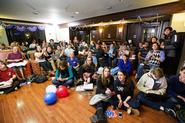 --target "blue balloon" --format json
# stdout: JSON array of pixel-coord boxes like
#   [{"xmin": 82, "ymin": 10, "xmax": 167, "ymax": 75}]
[{"xmin": 44, "ymin": 93, "xmax": 57, "ymax": 105}]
